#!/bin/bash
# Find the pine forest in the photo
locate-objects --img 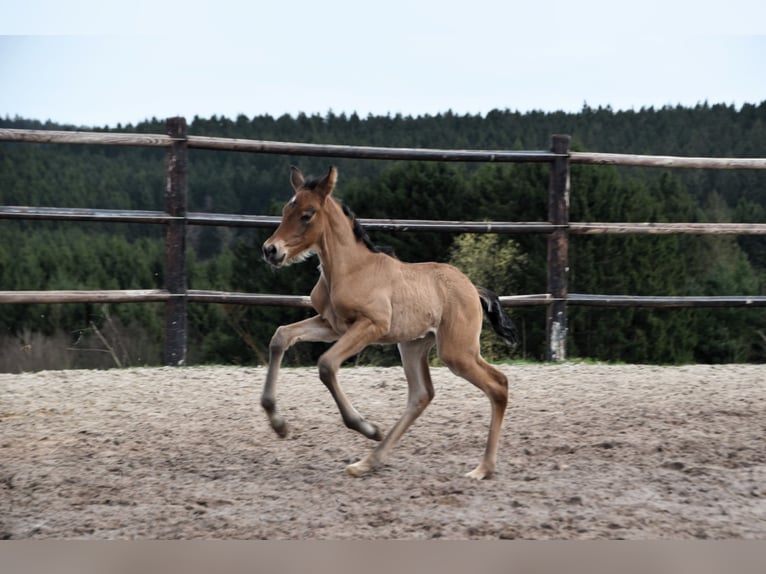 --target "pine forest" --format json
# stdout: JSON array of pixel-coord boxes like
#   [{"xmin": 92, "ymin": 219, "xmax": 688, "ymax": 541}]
[{"xmin": 2, "ymin": 102, "xmax": 766, "ymax": 371}]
